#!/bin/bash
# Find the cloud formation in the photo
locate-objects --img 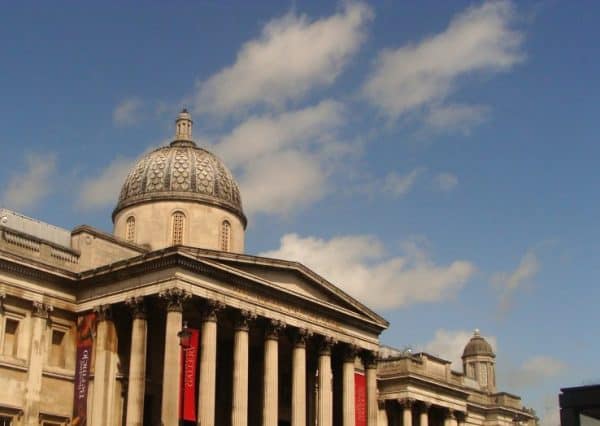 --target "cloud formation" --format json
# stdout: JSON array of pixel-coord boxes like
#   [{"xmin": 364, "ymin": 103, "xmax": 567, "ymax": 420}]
[
  {"xmin": 194, "ymin": 2, "xmax": 372, "ymax": 115},
  {"xmin": 1, "ymin": 153, "xmax": 57, "ymax": 211},
  {"xmin": 435, "ymin": 172, "xmax": 459, "ymax": 192},
  {"xmin": 506, "ymin": 356, "xmax": 566, "ymax": 389},
  {"xmin": 113, "ymin": 98, "xmax": 143, "ymax": 127},
  {"xmin": 422, "ymin": 329, "xmax": 497, "ymax": 368},
  {"xmin": 260, "ymin": 234, "xmax": 475, "ymax": 309},
  {"xmin": 491, "ymin": 249, "xmax": 539, "ymax": 313},
  {"xmin": 382, "ymin": 169, "xmax": 422, "ymax": 198},
  {"xmin": 362, "ymin": 0, "xmax": 523, "ymax": 126},
  {"xmin": 213, "ymin": 100, "xmax": 348, "ymax": 216},
  {"xmin": 425, "ymin": 104, "xmax": 489, "ymax": 133},
  {"xmin": 77, "ymin": 157, "xmax": 136, "ymax": 210}
]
